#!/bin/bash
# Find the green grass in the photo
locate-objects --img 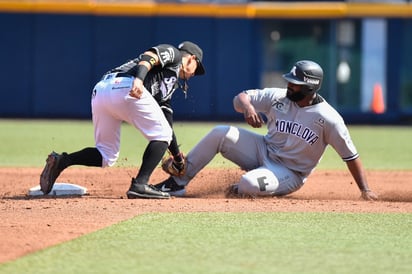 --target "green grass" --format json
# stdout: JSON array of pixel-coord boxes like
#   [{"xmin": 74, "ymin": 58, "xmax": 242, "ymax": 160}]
[
  {"xmin": 320, "ymin": 125, "xmax": 412, "ymax": 170},
  {"xmin": 1, "ymin": 119, "xmax": 412, "ymax": 169},
  {"xmin": 0, "ymin": 119, "xmax": 236, "ymax": 167},
  {"xmin": 1, "ymin": 212, "xmax": 411, "ymax": 274}
]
